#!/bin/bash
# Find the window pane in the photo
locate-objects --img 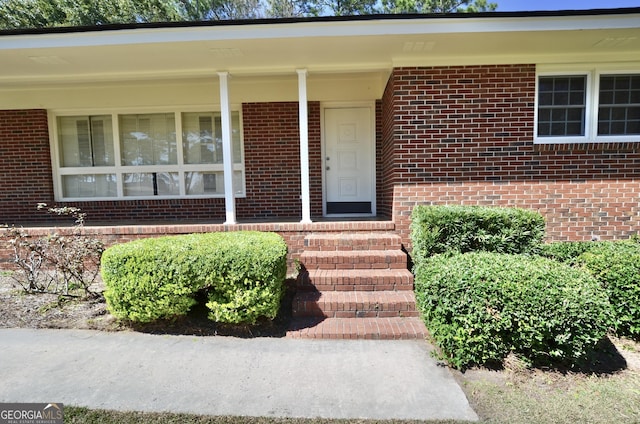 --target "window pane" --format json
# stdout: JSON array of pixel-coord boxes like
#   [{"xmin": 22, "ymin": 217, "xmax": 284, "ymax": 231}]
[
  {"xmin": 233, "ymin": 170, "xmax": 244, "ymax": 195},
  {"xmin": 62, "ymin": 174, "xmax": 116, "ymax": 198},
  {"xmin": 185, "ymin": 171, "xmax": 222, "ymax": 195},
  {"xmin": 182, "ymin": 112, "xmax": 242, "ymax": 164},
  {"xmin": 538, "ymin": 122, "xmax": 550, "ymax": 136},
  {"xmin": 182, "ymin": 113, "xmax": 221, "ymax": 164},
  {"xmin": 599, "ymin": 90, "xmax": 614, "ymax": 105},
  {"xmin": 598, "ymin": 74, "xmax": 640, "ymax": 135},
  {"xmin": 232, "ymin": 113, "xmax": 242, "ymax": 164},
  {"xmin": 58, "ymin": 115, "xmax": 114, "ymax": 167},
  {"xmin": 123, "ymin": 172, "xmax": 179, "ymax": 196},
  {"xmin": 120, "ymin": 113, "xmax": 176, "ymax": 166}
]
